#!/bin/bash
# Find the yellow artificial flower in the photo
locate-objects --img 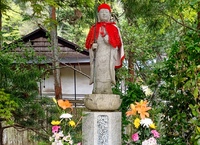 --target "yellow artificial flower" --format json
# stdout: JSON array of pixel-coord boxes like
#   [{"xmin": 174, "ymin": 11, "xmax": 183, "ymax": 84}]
[
  {"xmin": 134, "ymin": 118, "xmax": 140, "ymax": 128},
  {"xmin": 51, "ymin": 120, "xmax": 61, "ymax": 125},
  {"xmin": 53, "ymin": 98, "xmax": 57, "ymax": 104},
  {"xmin": 68, "ymin": 120, "xmax": 76, "ymax": 127},
  {"xmin": 149, "ymin": 123, "xmax": 156, "ymax": 129}
]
